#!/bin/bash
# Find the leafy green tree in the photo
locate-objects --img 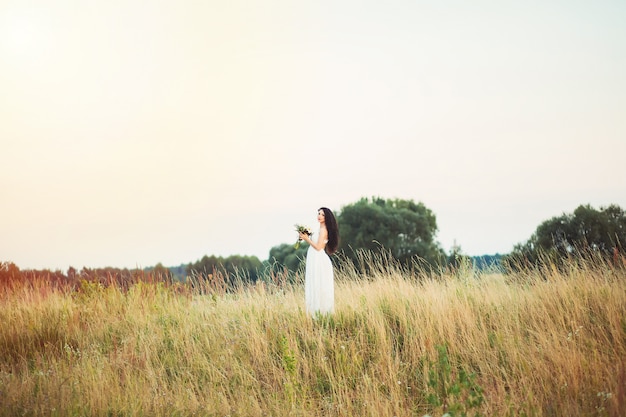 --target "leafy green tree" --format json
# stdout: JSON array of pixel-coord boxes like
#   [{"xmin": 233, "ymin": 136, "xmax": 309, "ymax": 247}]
[
  {"xmin": 337, "ymin": 197, "xmax": 446, "ymax": 267},
  {"xmin": 268, "ymin": 243, "xmax": 308, "ymax": 272},
  {"xmin": 508, "ymin": 204, "xmax": 626, "ymax": 265},
  {"xmin": 186, "ymin": 254, "xmax": 262, "ymax": 284}
]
